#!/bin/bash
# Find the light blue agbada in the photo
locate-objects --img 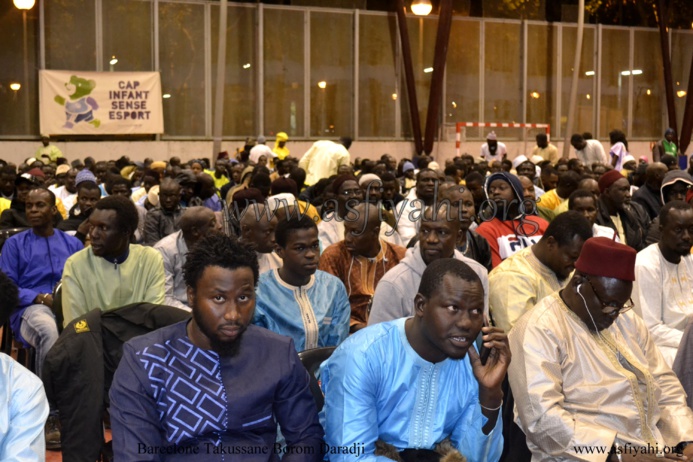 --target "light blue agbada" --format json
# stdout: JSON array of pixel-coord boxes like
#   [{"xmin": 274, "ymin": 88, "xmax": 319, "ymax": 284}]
[
  {"xmin": 253, "ymin": 269, "xmax": 350, "ymax": 352},
  {"xmin": 319, "ymin": 318, "xmax": 503, "ymax": 462},
  {"xmin": 0, "ymin": 353, "xmax": 49, "ymax": 460}
]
